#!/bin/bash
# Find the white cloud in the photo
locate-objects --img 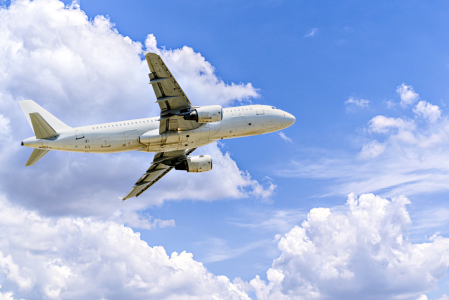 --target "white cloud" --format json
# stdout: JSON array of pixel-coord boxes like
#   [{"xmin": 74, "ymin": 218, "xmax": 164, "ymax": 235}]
[
  {"xmin": 277, "ymin": 131, "xmax": 292, "ymax": 143},
  {"xmin": 358, "ymin": 140, "xmax": 385, "ymax": 159},
  {"xmin": 0, "ymin": 0, "xmax": 273, "ymax": 219},
  {"xmin": 0, "ymin": 290, "xmax": 20, "ymax": 300},
  {"xmin": 417, "ymin": 293, "xmax": 449, "ymax": 300},
  {"xmin": 397, "ymin": 83, "xmax": 419, "ymax": 107},
  {"xmin": 368, "ymin": 115, "xmax": 414, "ymax": 133},
  {"xmin": 385, "ymin": 99, "xmax": 396, "ymax": 108},
  {"xmin": 414, "ymin": 101, "xmax": 441, "ymax": 123},
  {"xmin": 344, "ymin": 97, "xmax": 369, "ymax": 112},
  {"xmin": 145, "ymin": 35, "xmax": 259, "ymax": 107},
  {"xmin": 0, "ymin": 195, "xmax": 250, "ymax": 300},
  {"xmin": 304, "ymin": 28, "xmax": 318, "ymax": 38},
  {"xmin": 249, "ymin": 193, "xmax": 449, "ymax": 300}
]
